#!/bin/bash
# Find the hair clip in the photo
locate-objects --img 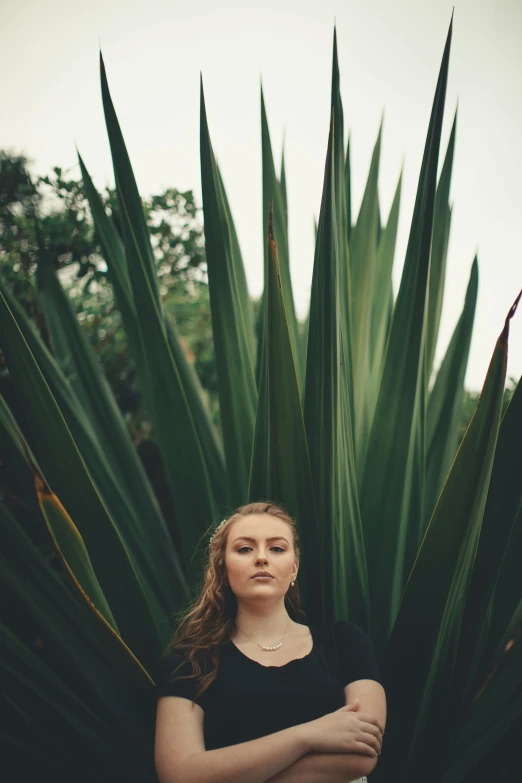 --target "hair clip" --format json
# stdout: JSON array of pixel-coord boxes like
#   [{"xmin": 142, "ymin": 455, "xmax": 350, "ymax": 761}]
[{"xmin": 209, "ymin": 518, "xmax": 228, "ymax": 544}]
